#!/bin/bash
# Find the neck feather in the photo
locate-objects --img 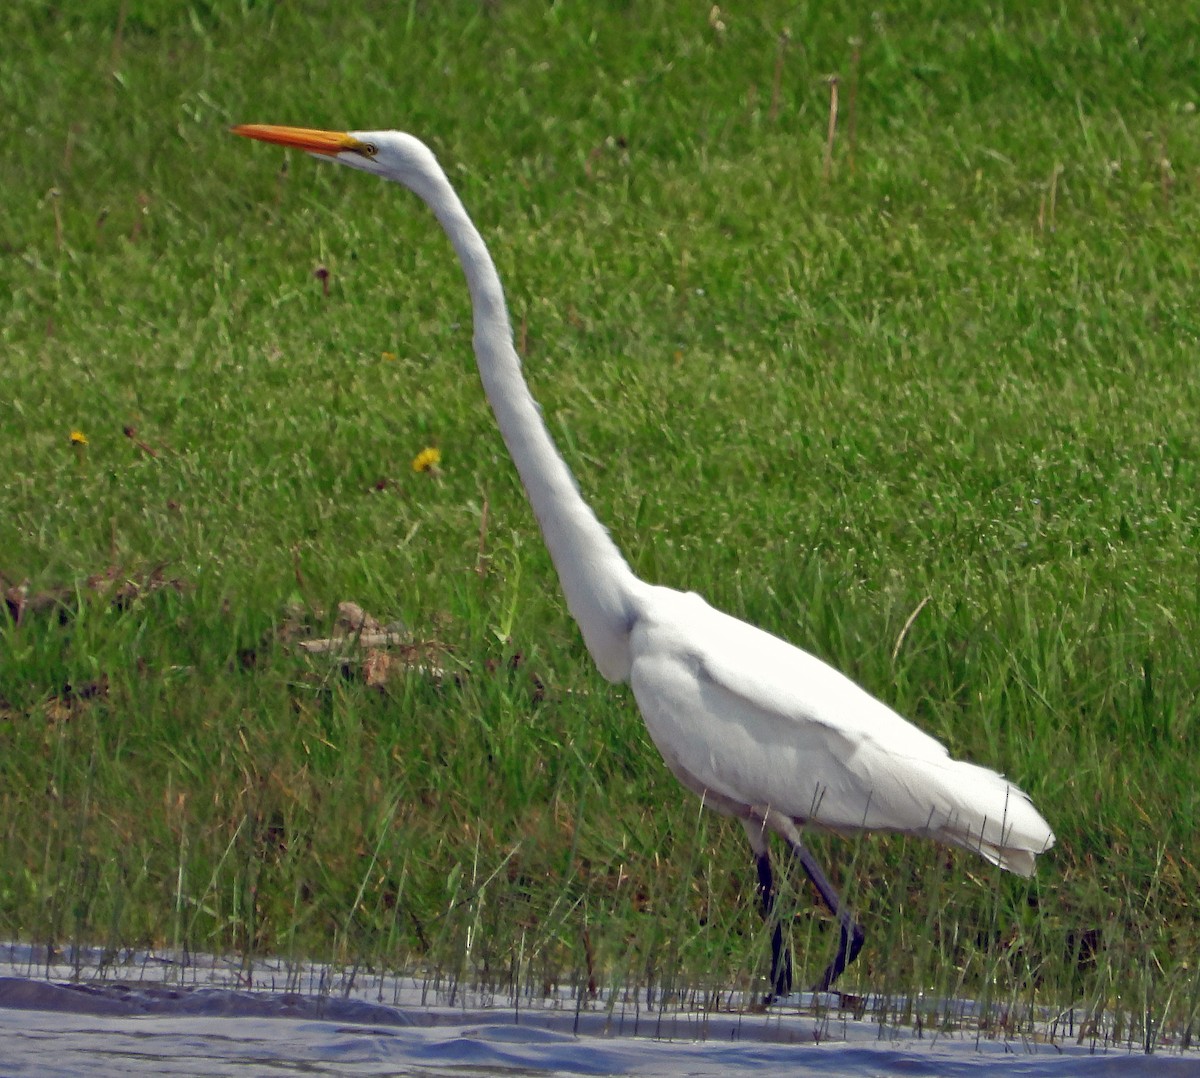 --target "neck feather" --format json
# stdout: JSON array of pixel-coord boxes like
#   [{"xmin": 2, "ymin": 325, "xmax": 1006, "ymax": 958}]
[{"xmin": 411, "ymin": 164, "xmax": 642, "ymax": 682}]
